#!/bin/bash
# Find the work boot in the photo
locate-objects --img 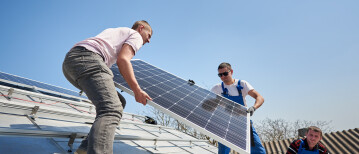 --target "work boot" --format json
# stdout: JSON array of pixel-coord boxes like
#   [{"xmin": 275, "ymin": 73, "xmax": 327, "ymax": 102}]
[{"xmin": 74, "ymin": 148, "xmax": 87, "ymax": 154}]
